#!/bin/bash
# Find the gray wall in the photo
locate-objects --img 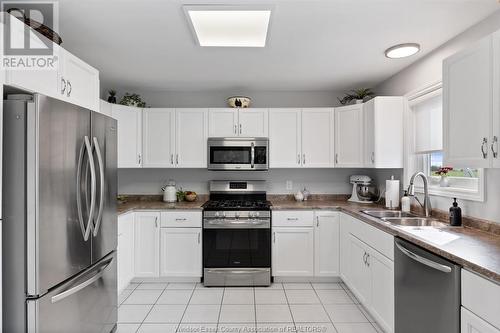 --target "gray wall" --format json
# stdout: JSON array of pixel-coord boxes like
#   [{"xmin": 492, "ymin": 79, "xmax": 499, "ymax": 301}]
[
  {"xmin": 376, "ymin": 10, "xmax": 500, "ymax": 223},
  {"xmin": 118, "ymin": 168, "xmax": 403, "ymax": 196}
]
